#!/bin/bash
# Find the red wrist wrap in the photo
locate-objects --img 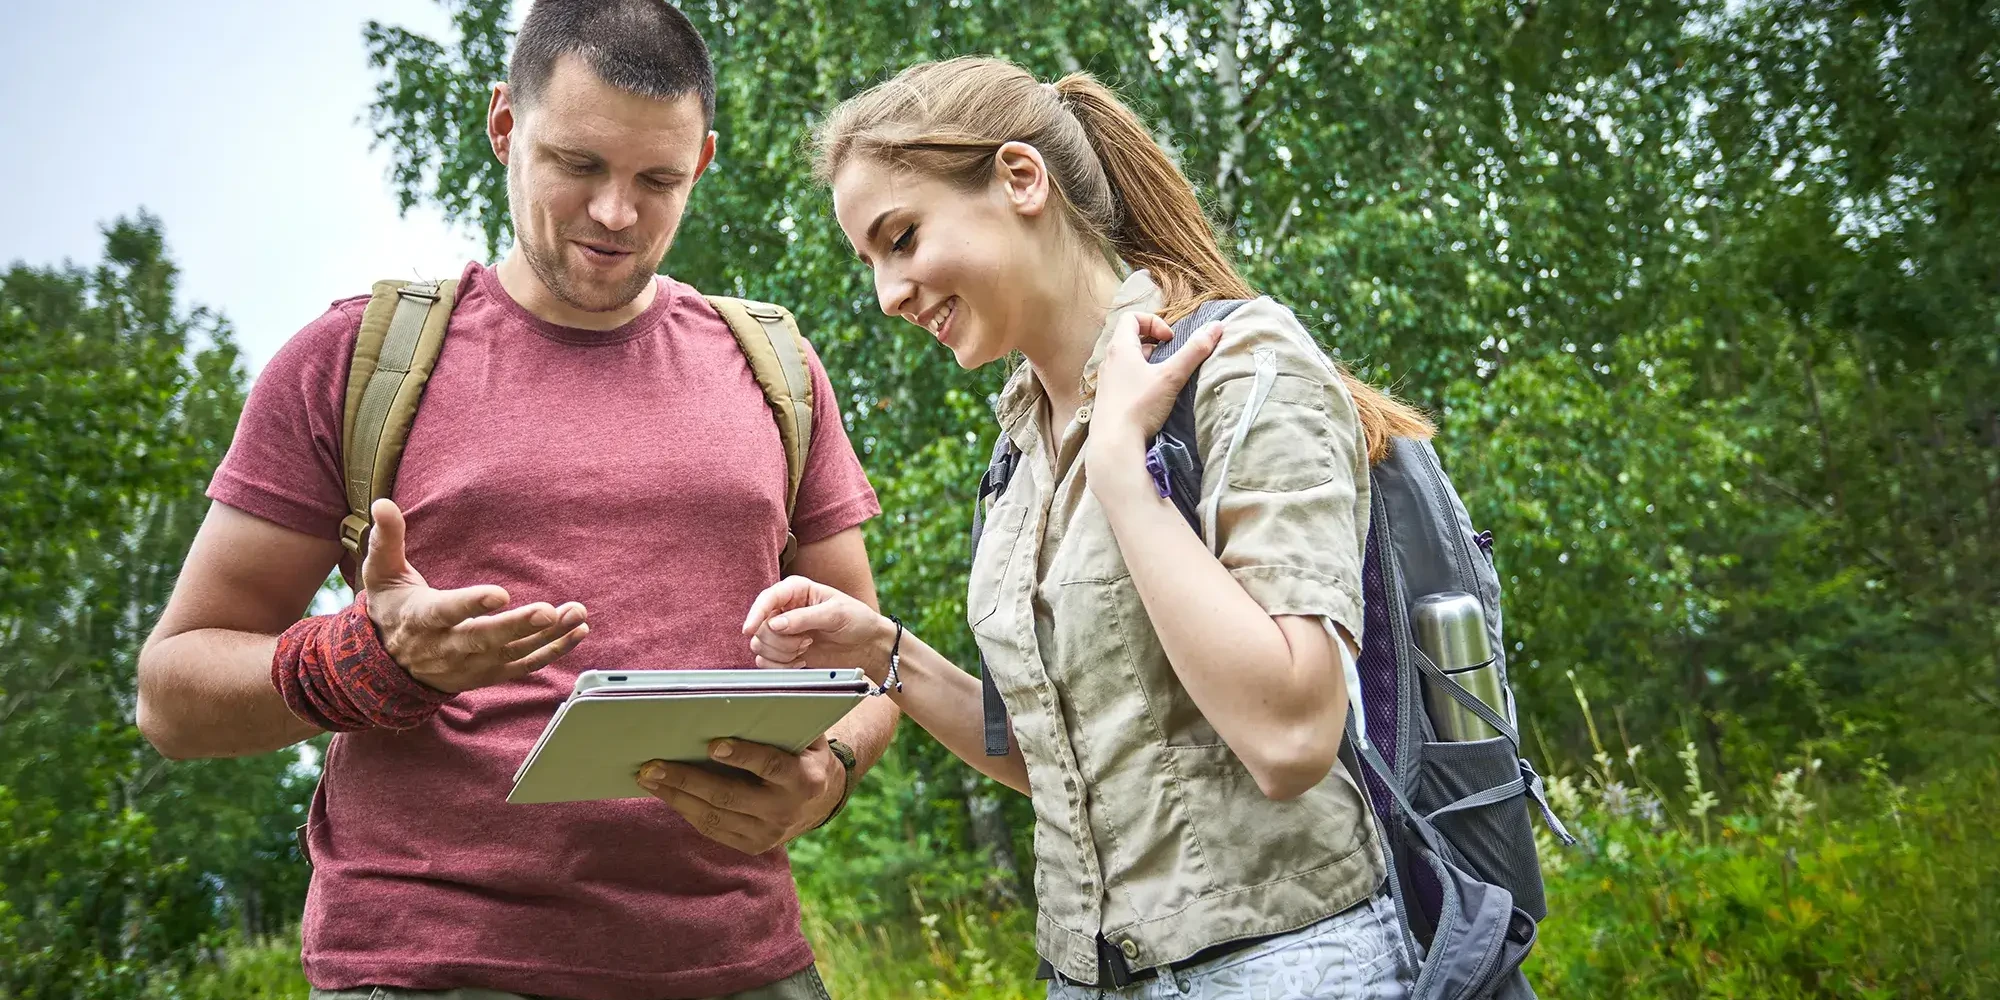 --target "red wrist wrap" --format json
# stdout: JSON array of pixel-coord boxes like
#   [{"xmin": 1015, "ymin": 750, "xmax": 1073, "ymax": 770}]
[{"xmin": 271, "ymin": 592, "xmax": 451, "ymax": 732}]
